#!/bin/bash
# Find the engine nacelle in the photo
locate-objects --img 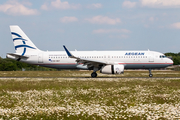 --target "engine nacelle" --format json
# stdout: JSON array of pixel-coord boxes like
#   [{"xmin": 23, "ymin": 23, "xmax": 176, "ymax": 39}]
[
  {"xmin": 100, "ymin": 65, "xmax": 124, "ymax": 74},
  {"xmin": 76, "ymin": 64, "xmax": 88, "ymax": 70}
]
